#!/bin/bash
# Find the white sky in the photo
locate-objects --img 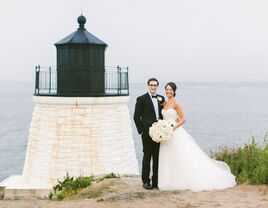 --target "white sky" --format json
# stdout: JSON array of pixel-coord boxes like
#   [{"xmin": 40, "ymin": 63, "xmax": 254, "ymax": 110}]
[{"xmin": 1, "ymin": 0, "xmax": 268, "ymax": 83}]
